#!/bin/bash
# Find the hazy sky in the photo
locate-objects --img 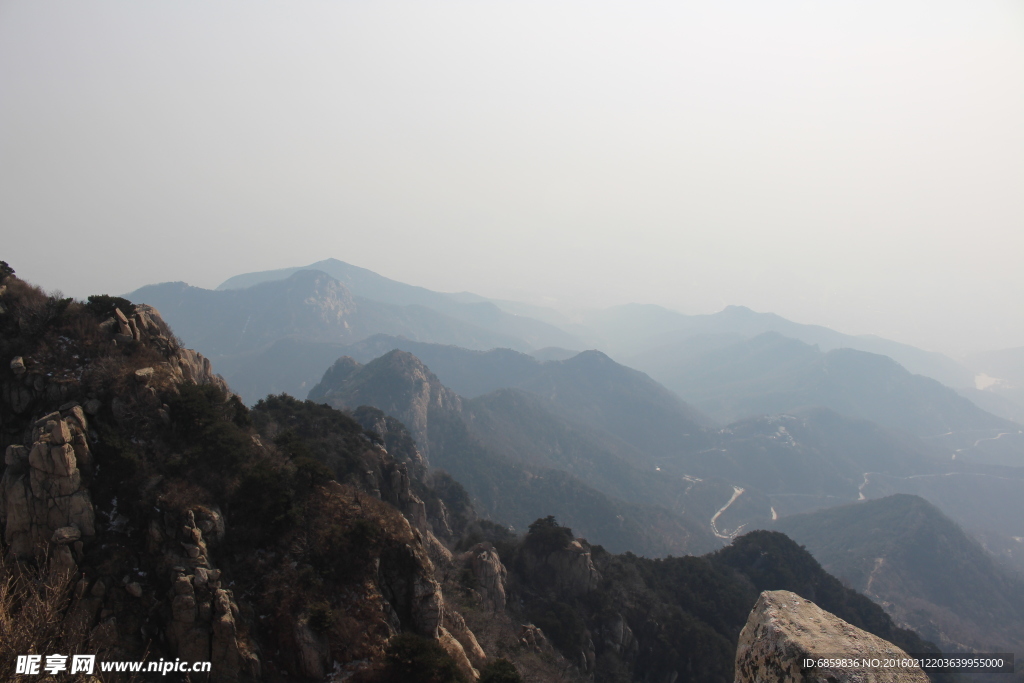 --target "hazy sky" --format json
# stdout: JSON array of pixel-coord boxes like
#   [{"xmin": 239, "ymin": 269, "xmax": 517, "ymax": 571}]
[{"xmin": 2, "ymin": 1, "xmax": 1022, "ymax": 356}]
